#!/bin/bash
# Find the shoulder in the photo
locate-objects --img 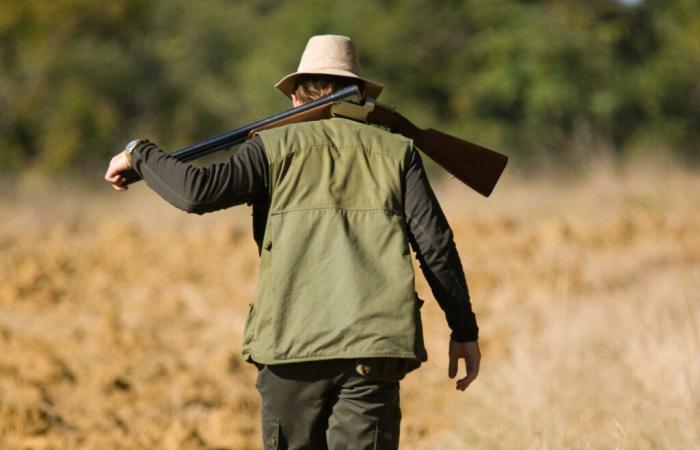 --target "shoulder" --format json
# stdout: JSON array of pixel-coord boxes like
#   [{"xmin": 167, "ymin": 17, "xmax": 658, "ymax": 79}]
[
  {"xmin": 255, "ymin": 121, "xmax": 323, "ymax": 163},
  {"xmin": 235, "ymin": 134, "xmax": 268, "ymax": 166},
  {"xmin": 258, "ymin": 118, "xmax": 411, "ymax": 143},
  {"xmin": 257, "ymin": 118, "xmax": 414, "ymax": 163}
]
